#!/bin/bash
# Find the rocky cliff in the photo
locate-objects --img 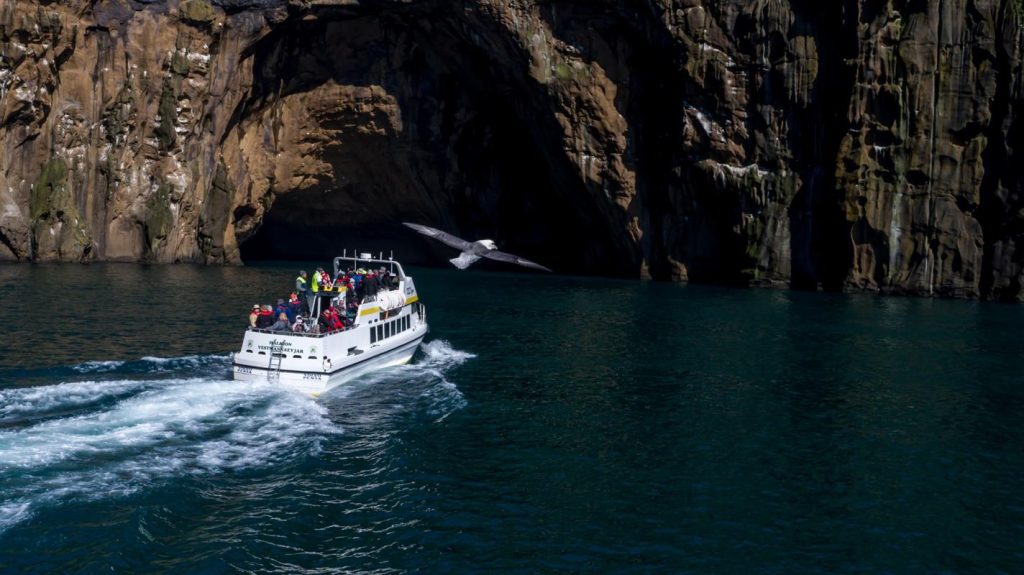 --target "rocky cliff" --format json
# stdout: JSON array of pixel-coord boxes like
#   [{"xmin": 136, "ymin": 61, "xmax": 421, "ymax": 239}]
[{"xmin": 3, "ymin": 0, "xmax": 1024, "ymax": 298}]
